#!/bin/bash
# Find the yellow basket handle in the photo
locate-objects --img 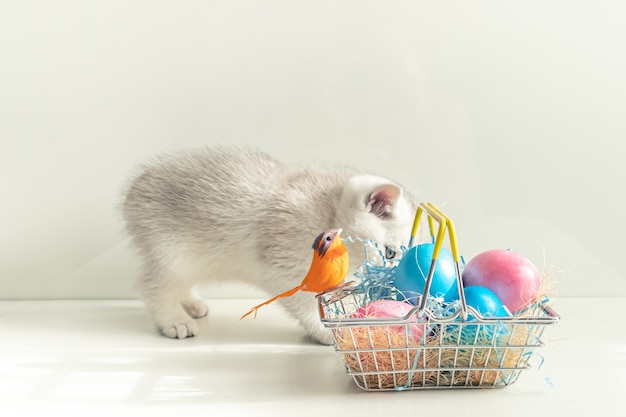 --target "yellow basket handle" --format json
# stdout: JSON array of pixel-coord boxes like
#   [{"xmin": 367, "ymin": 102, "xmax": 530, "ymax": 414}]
[
  {"xmin": 408, "ymin": 203, "xmax": 460, "ymax": 262},
  {"xmin": 408, "ymin": 203, "xmax": 466, "ymax": 316}
]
